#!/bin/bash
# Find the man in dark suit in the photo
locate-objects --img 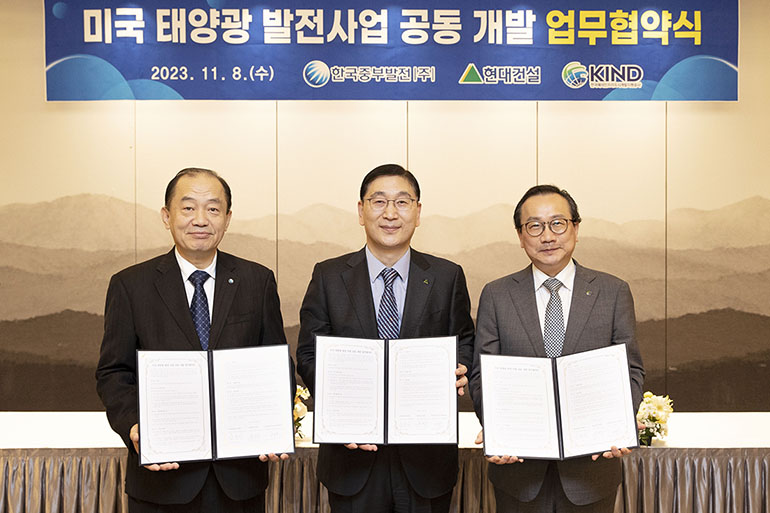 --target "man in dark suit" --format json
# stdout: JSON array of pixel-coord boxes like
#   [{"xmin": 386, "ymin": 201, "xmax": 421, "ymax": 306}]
[
  {"xmin": 469, "ymin": 185, "xmax": 645, "ymax": 513},
  {"xmin": 96, "ymin": 168, "xmax": 290, "ymax": 512},
  {"xmin": 296, "ymin": 164, "xmax": 475, "ymax": 513}
]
